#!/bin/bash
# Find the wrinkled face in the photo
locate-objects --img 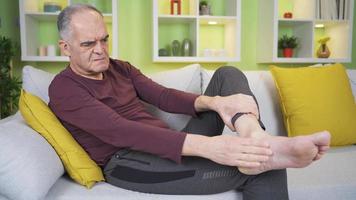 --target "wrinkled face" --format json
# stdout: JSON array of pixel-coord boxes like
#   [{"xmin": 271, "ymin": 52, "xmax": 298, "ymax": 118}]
[{"xmin": 59, "ymin": 10, "xmax": 110, "ymax": 79}]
